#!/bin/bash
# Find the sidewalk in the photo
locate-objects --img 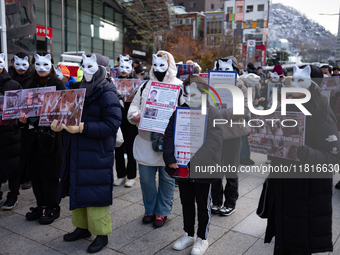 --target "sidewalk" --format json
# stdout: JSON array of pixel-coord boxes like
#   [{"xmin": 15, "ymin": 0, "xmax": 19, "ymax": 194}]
[{"xmin": 0, "ymin": 153, "xmax": 339, "ymax": 255}]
